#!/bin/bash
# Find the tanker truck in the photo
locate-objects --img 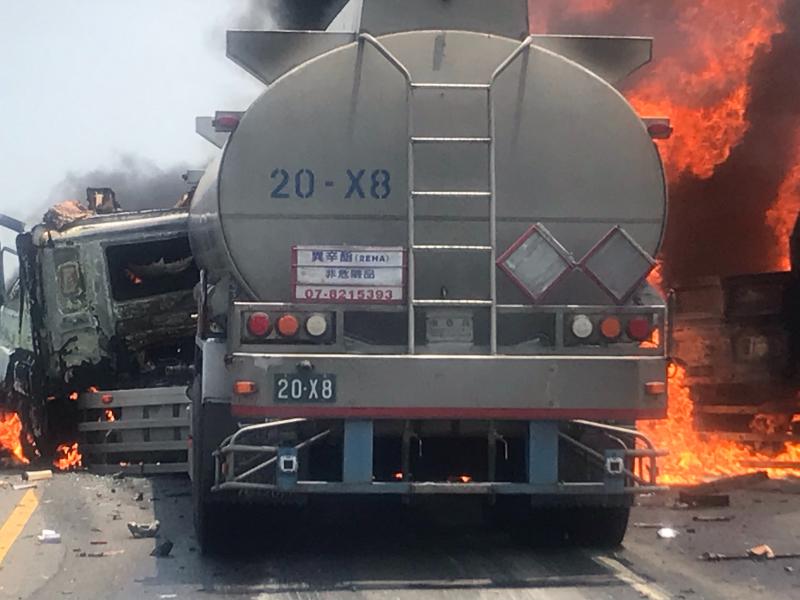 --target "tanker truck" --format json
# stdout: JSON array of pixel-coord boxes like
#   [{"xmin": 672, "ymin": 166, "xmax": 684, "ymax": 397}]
[{"xmin": 189, "ymin": 0, "xmax": 669, "ymax": 550}]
